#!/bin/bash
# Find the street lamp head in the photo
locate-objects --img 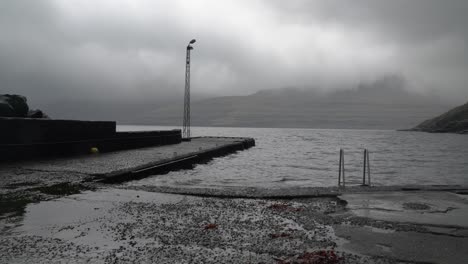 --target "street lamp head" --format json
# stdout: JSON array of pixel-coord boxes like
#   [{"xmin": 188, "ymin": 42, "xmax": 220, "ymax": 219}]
[{"xmin": 189, "ymin": 39, "xmax": 196, "ymax": 44}]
